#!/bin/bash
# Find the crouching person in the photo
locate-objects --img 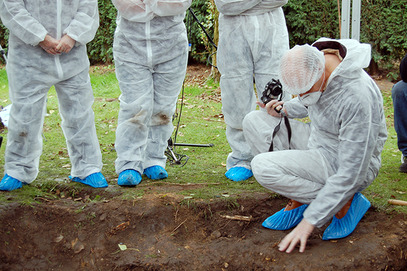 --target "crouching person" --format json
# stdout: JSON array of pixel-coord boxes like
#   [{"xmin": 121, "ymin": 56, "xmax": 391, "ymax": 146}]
[{"xmin": 243, "ymin": 38, "xmax": 387, "ymax": 253}]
